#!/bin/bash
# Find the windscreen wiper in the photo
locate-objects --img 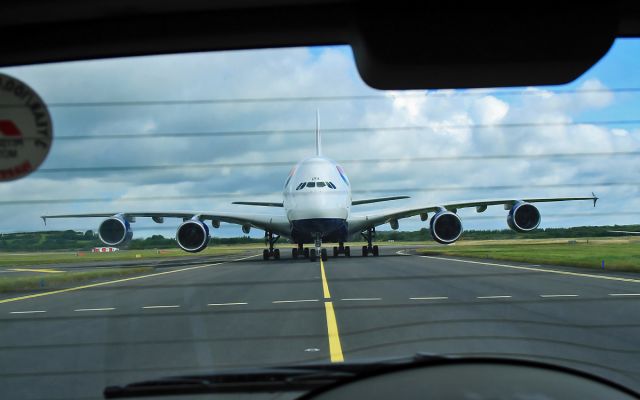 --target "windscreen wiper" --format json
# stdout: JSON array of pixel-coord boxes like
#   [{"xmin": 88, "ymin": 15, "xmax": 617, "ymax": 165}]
[{"xmin": 104, "ymin": 353, "xmax": 446, "ymax": 398}]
